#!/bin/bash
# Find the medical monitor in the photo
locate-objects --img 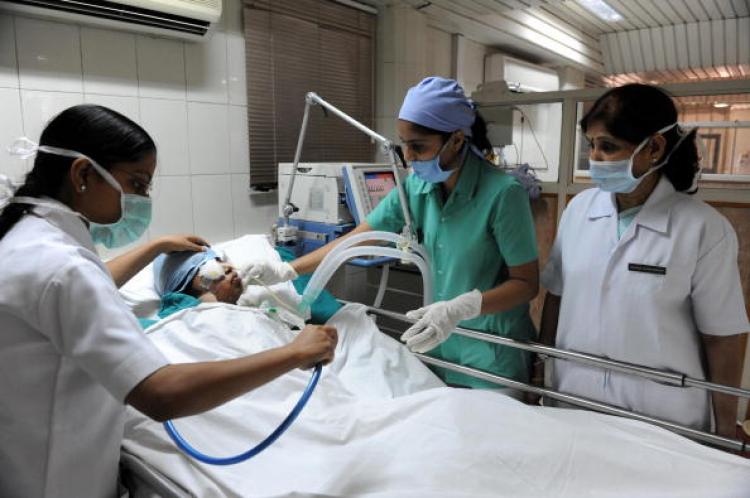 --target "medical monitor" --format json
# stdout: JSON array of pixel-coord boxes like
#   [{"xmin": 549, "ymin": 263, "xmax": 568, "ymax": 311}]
[{"xmin": 342, "ymin": 164, "xmax": 399, "ymax": 225}]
